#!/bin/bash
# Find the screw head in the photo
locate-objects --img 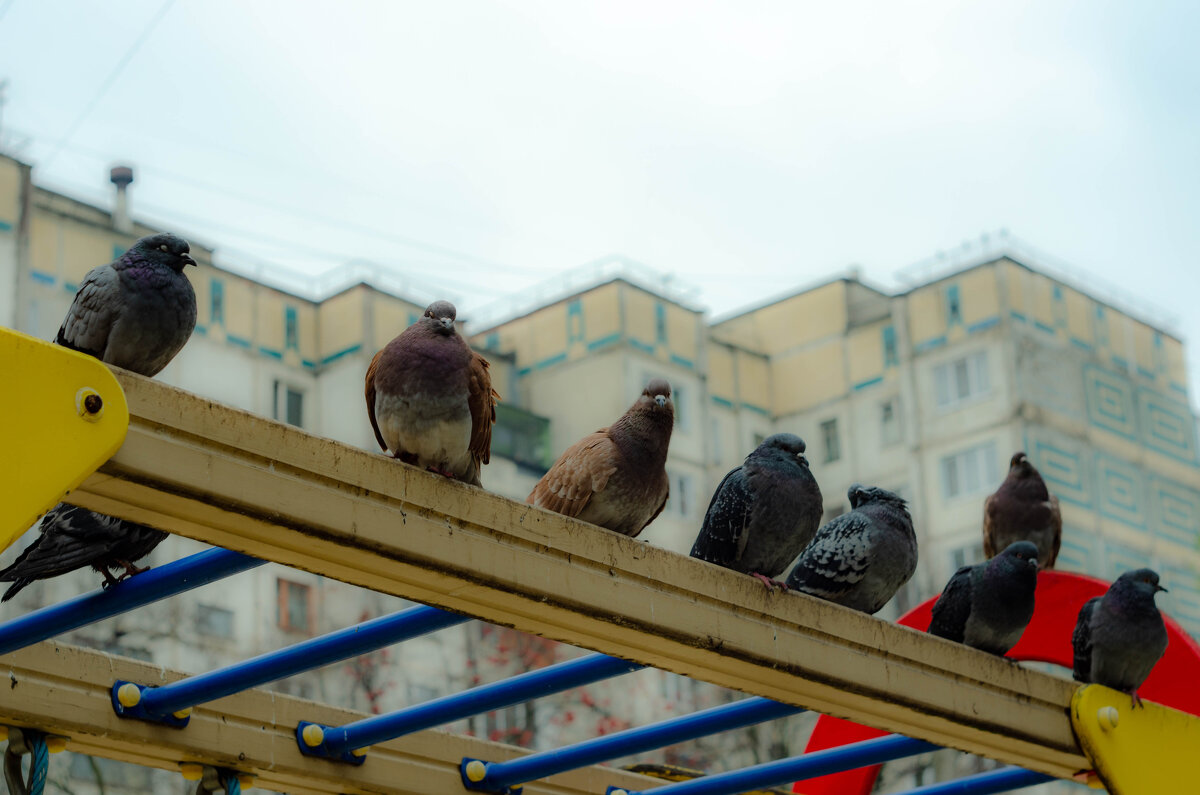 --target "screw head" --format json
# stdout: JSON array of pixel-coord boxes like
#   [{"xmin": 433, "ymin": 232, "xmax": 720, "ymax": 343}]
[
  {"xmin": 465, "ymin": 760, "xmax": 487, "ymax": 782},
  {"xmin": 117, "ymin": 682, "xmax": 142, "ymax": 708},
  {"xmin": 301, "ymin": 723, "xmax": 325, "ymax": 748},
  {"xmin": 76, "ymin": 388, "xmax": 105, "ymax": 421}
]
